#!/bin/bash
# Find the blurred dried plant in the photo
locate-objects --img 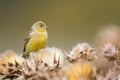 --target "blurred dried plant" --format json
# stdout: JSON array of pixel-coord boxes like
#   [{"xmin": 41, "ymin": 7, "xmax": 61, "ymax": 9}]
[
  {"xmin": 97, "ymin": 25, "xmax": 120, "ymax": 48},
  {"xmin": 58, "ymin": 62, "xmax": 96, "ymax": 80},
  {"xmin": 97, "ymin": 25, "xmax": 120, "ymax": 71}
]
